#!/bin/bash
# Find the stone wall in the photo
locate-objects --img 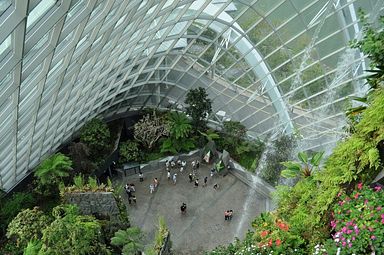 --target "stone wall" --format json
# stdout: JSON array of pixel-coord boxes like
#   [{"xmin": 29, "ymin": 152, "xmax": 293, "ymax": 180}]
[{"xmin": 64, "ymin": 192, "xmax": 120, "ymax": 221}]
